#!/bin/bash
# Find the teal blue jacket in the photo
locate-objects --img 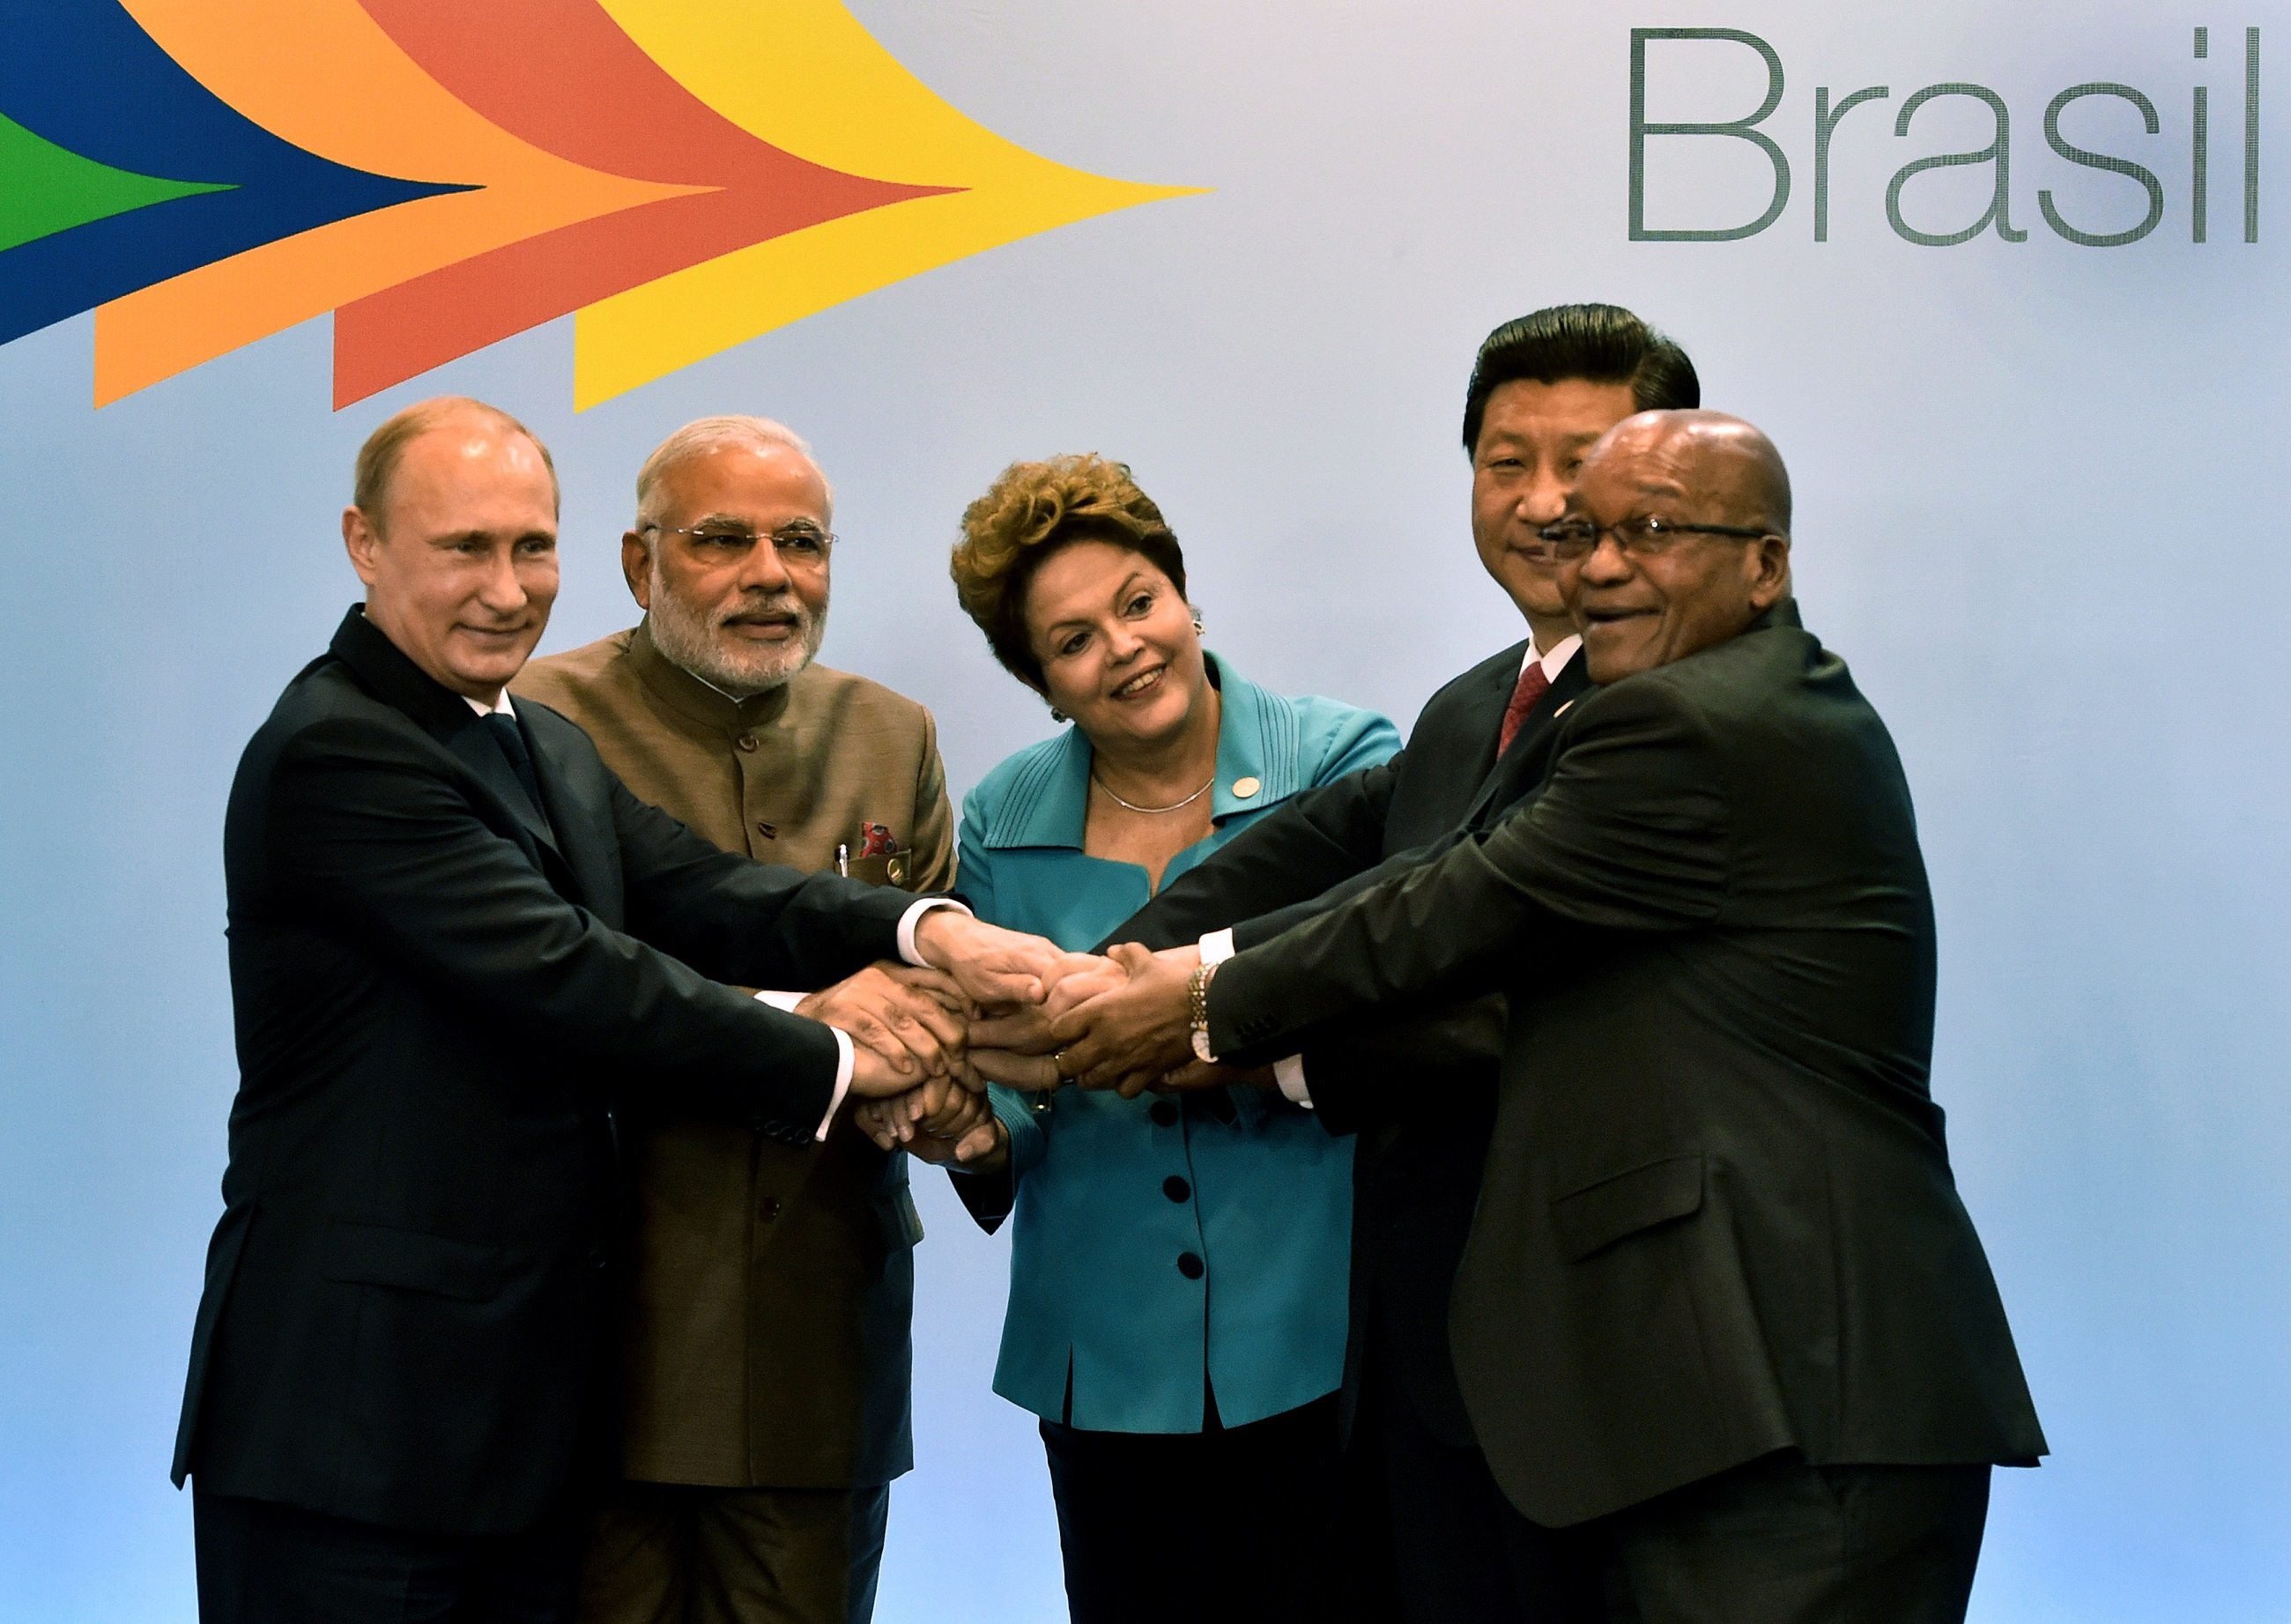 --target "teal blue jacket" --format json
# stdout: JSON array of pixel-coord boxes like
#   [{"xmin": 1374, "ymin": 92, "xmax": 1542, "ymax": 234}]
[{"xmin": 957, "ymin": 656, "xmax": 1400, "ymax": 1433}]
